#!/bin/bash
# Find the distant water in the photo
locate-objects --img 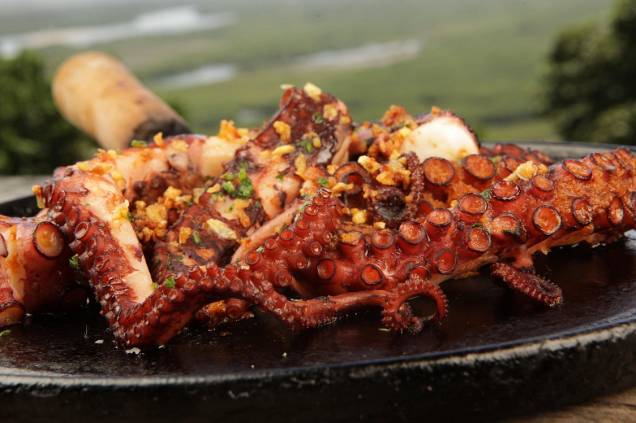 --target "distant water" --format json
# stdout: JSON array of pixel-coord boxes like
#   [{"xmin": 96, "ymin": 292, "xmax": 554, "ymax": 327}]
[
  {"xmin": 293, "ymin": 39, "xmax": 421, "ymax": 70},
  {"xmin": 153, "ymin": 64, "xmax": 237, "ymax": 89},
  {"xmin": 0, "ymin": 6, "xmax": 236, "ymax": 58},
  {"xmin": 153, "ymin": 39, "xmax": 422, "ymax": 90}
]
